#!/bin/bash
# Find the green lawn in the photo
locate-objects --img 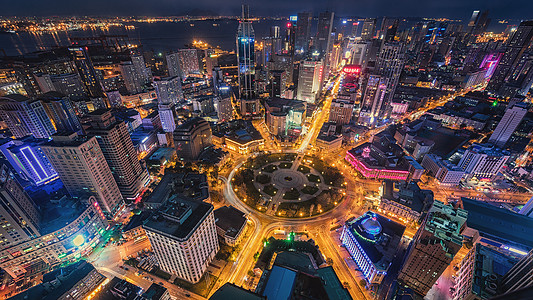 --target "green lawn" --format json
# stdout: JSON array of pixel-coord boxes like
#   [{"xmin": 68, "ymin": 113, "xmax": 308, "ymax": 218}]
[
  {"xmin": 307, "ymin": 174, "xmax": 321, "ymax": 183},
  {"xmin": 262, "ymin": 164, "xmax": 278, "ymax": 173},
  {"xmin": 256, "ymin": 174, "xmax": 271, "ymax": 184},
  {"xmin": 301, "ymin": 186, "xmax": 319, "ymax": 195},
  {"xmin": 298, "ymin": 165, "xmax": 311, "ymax": 174},
  {"xmin": 283, "ymin": 188, "xmax": 300, "ymax": 200},
  {"xmin": 279, "ymin": 162, "xmax": 292, "ymax": 169},
  {"xmin": 263, "ymin": 184, "xmax": 278, "ymax": 197}
]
